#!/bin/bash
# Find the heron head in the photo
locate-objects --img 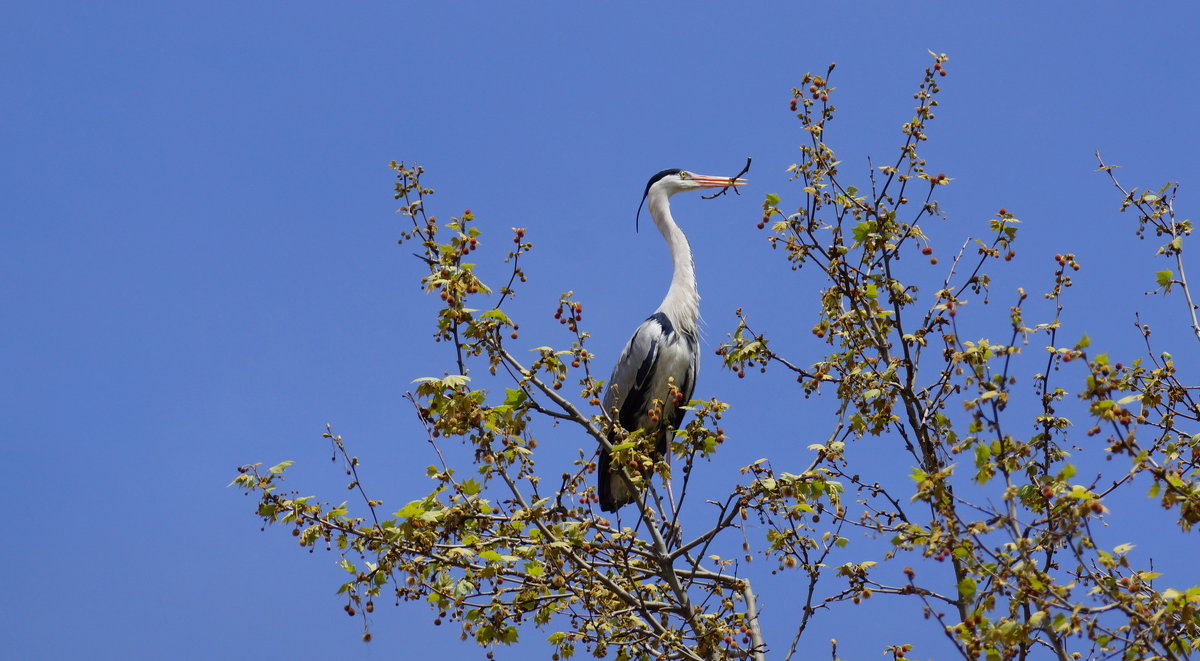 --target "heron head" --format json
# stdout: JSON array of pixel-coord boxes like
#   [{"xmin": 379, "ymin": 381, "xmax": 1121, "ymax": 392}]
[{"xmin": 636, "ymin": 169, "xmax": 747, "ymax": 230}]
